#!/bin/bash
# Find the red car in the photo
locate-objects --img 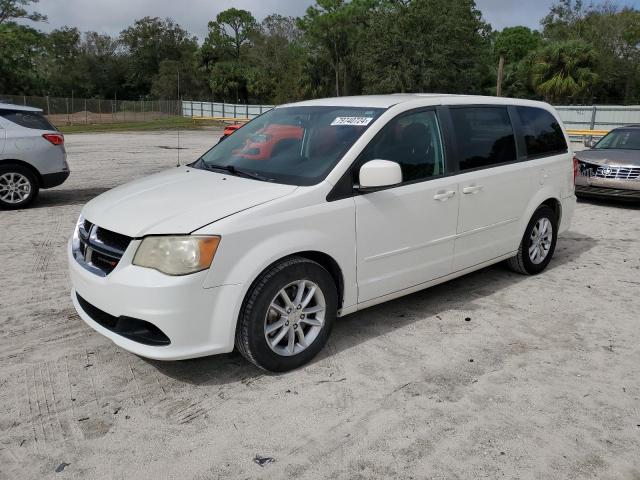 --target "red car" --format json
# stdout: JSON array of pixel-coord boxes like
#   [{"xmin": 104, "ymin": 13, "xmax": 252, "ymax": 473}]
[
  {"xmin": 218, "ymin": 123, "xmax": 244, "ymax": 143},
  {"xmin": 234, "ymin": 124, "xmax": 304, "ymax": 160}
]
